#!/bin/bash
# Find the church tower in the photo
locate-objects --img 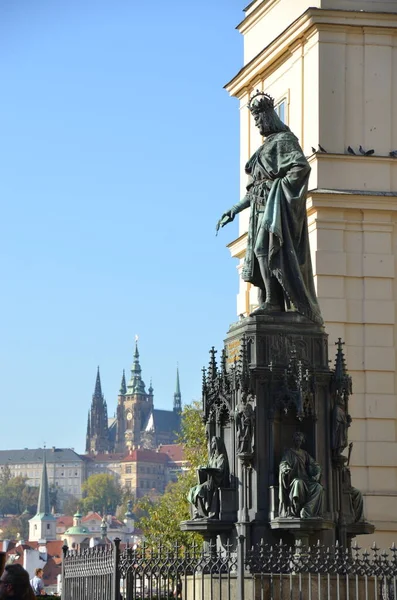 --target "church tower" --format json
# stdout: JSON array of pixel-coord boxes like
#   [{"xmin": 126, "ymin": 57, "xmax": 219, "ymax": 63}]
[
  {"xmin": 115, "ymin": 338, "xmax": 153, "ymax": 452},
  {"xmin": 29, "ymin": 450, "xmax": 56, "ymax": 542},
  {"xmin": 173, "ymin": 367, "xmax": 182, "ymax": 413},
  {"xmin": 86, "ymin": 368, "xmax": 109, "ymax": 454}
]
